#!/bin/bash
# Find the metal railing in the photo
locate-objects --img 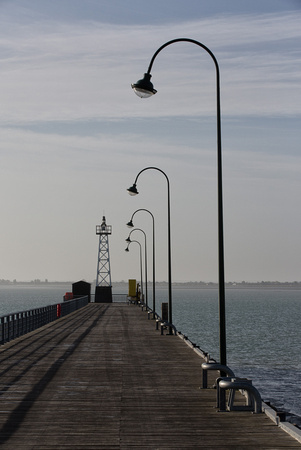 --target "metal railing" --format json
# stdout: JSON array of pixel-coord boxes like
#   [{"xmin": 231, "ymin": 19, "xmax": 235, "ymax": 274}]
[
  {"xmin": 0, "ymin": 296, "xmax": 89, "ymax": 345},
  {"xmin": 112, "ymin": 293, "xmax": 128, "ymax": 302},
  {"xmin": 89, "ymin": 293, "xmax": 128, "ymax": 303}
]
